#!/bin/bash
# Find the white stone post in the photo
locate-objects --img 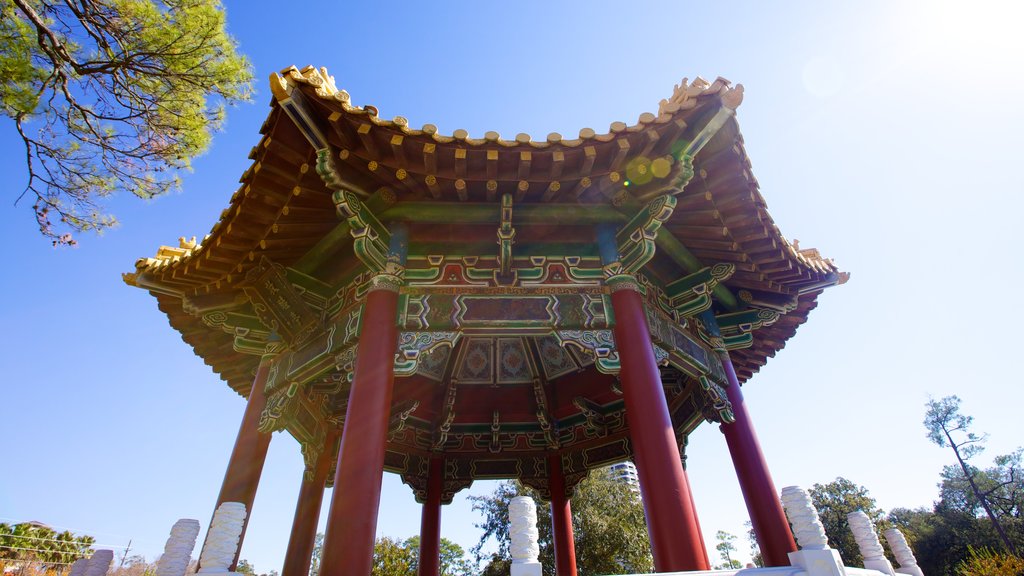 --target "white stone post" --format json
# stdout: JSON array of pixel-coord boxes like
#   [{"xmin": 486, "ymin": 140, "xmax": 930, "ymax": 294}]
[
  {"xmin": 847, "ymin": 511, "xmax": 895, "ymax": 575},
  {"xmin": 198, "ymin": 502, "xmax": 247, "ymax": 575},
  {"xmin": 883, "ymin": 528, "xmax": 925, "ymax": 576},
  {"xmin": 780, "ymin": 486, "xmax": 847, "ymax": 576},
  {"xmin": 67, "ymin": 557, "xmax": 89, "ymax": 576},
  {"xmin": 509, "ymin": 496, "xmax": 542, "ymax": 576},
  {"xmin": 156, "ymin": 519, "xmax": 201, "ymax": 576},
  {"xmin": 83, "ymin": 549, "xmax": 114, "ymax": 576}
]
